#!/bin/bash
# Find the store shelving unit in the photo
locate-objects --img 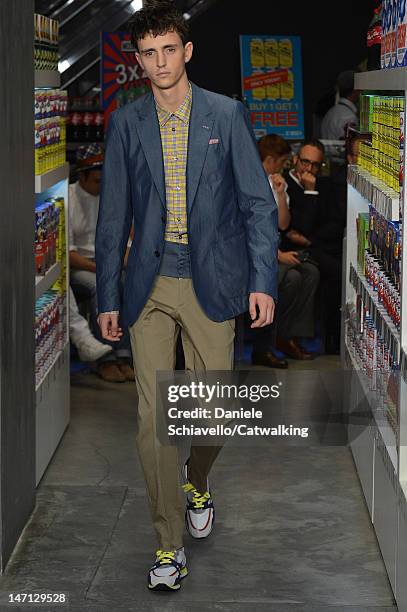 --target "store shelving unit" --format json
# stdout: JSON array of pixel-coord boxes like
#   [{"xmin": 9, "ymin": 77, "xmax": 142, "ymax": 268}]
[
  {"xmin": 34, "ymin": 69, "xmax": 60, "ymax": 89},
  {"xmin": 35, "ymin": 162, "xmax": 69, "ymax": 193},
  {"xmin": 345, "ymin": 69, "xmax": 407, "ymax": 611},
  {"xmin": 35, "ymin": 261, "xmax": 61, "ymax": 300},
  {"xmin": 35, "ymin": 72, "xmax": 70, "ymax": 486}
]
